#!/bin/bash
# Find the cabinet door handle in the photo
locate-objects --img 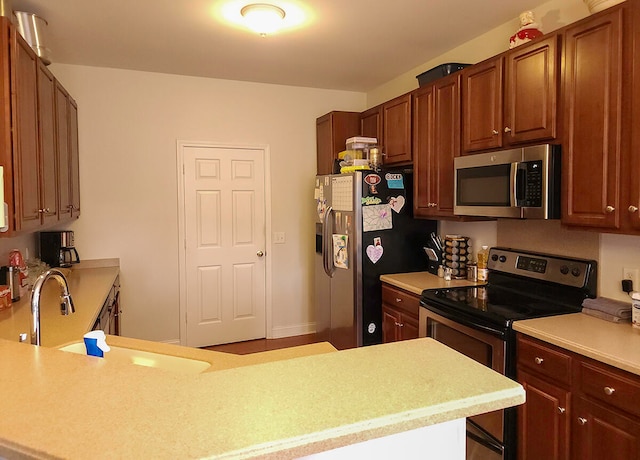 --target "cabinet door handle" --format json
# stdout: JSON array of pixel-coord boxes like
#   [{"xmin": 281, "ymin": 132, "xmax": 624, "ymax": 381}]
[
  {"xmin": 629, "ymin": 205, "xmax": 639, "ymax": 213},
  {"xmin": 578, "ymin": 417, "xmax": 588, "ymax": 425},
  {"xmin": 395, "ymin": 298, "xmax": 402, "ymax": 303},
  {"xmin": 558, "ymin": 407, "xmax": 566, "ymax": 414},
  {"xmin": 534, "ymin": 357, "xmax": 544, "ymax": 365},
  {"xmin": 605, "ymin": 205, "xmax": 615, "ymax": 213},
  {"xmin": 504, "ymin": 127, "xmax": 512, "ymax": 133},
  {"xmin": 603, "ymin": 386, "xmax": 615, "ymax": 396},
  {"xmin": 492, "ymin": 129, "xmax": 499, "ymax": 135},
  {"xmin": 394, "ymin": 321, "xmax": 404, "ymax": 327}
]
